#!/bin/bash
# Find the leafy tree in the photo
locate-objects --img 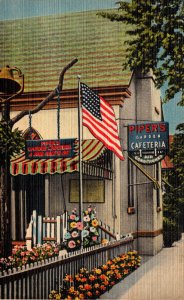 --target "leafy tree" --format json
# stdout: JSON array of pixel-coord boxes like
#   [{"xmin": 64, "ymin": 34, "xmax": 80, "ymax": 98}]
[
  {"xmin": 0, "ymin": 122, "xmax": 24, "ymax": 162},
  {"xmin": 99, "ymin": 0, "xmax": 184, "ymax": 105},
  {"xmin": 163, "ymin": 123, "xmax": 184, "ymax": 246}
]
